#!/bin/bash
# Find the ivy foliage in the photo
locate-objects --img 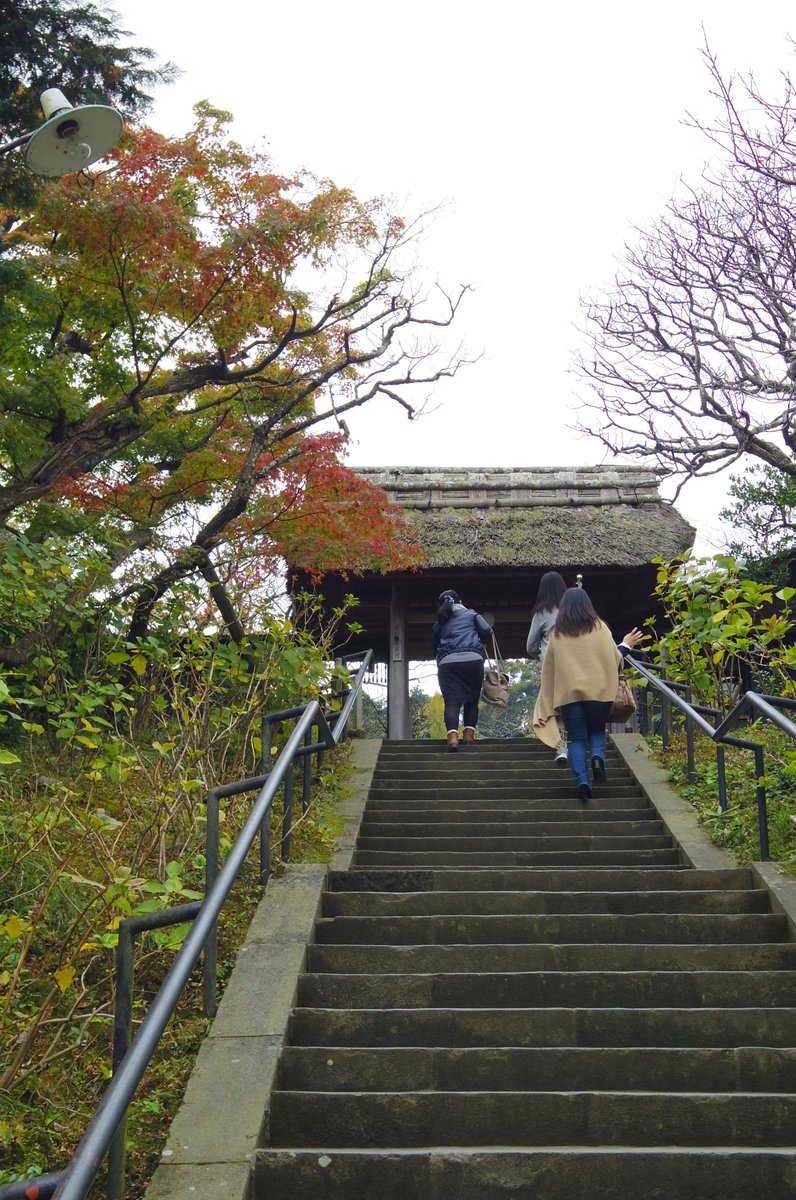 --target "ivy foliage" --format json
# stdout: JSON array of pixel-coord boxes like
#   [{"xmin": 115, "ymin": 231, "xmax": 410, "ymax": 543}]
[{"xmin": 648, "ymin": 554, "xmax": 796, "ymax": 712}]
